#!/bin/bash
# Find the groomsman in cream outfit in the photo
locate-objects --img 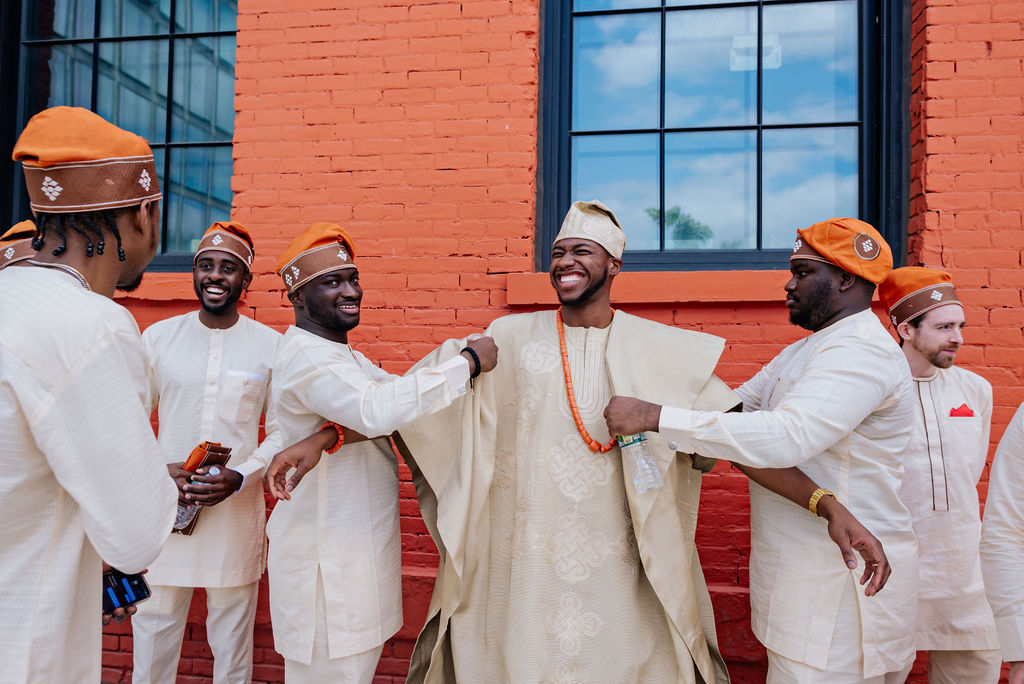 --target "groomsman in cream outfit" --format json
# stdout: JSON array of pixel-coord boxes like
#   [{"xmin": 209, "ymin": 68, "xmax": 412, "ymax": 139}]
[
  {"xmin": 2, "ymin": 106, "xmax": 177, "ymax": 683},
  {"xmin": 131, "ymin": 222, "xmax": 282, "ymax": 684},
  {"xmin": 878, "ymin": 267, "xmax": 1001, "ymax": 683},
  {"xmin": 607, "ymin": 218, "xmax": 920, "ymax": 683},
  {"xmin": 982, "ymin": 403, "xmax": 1024, "ymax": 684},
  {"xmin": 261, "ymin": 222, "xmax": 497, "ymax": 683}
]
